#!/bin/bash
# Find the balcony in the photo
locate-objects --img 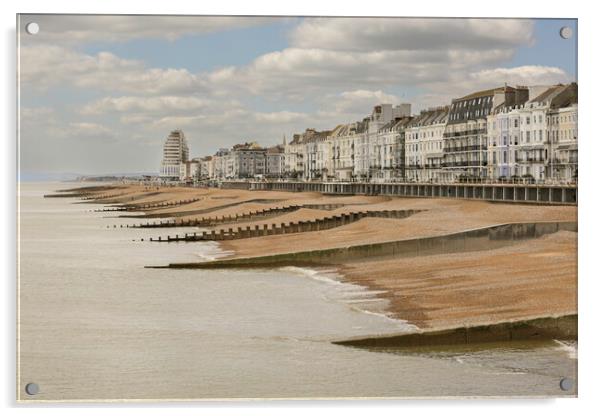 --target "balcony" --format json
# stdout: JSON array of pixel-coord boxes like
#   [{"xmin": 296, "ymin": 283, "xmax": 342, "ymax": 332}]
[
  {"xmin": 548, "ymin": 157, "xmax": 578, "ymax": 165},
  {"xmin": 516, "ymin": 157, "xmax": 546, "ymax": 163},
  {"xmin": 443, "ymin": 128, "xmax": 487, "ymax": 138},
  {"xmin": 443, "ymin": 145, "xmax": 487, "ymax": 153},
  {"xmin": 441, "ymin": 161, "xmax": 487, "ymax": 168}
]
